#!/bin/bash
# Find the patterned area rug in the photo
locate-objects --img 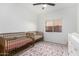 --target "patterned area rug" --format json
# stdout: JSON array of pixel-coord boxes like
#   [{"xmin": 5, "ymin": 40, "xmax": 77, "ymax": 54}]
[{"xmin": 16, "ymin": 41, "xmax": 68, "ymax": 56}]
